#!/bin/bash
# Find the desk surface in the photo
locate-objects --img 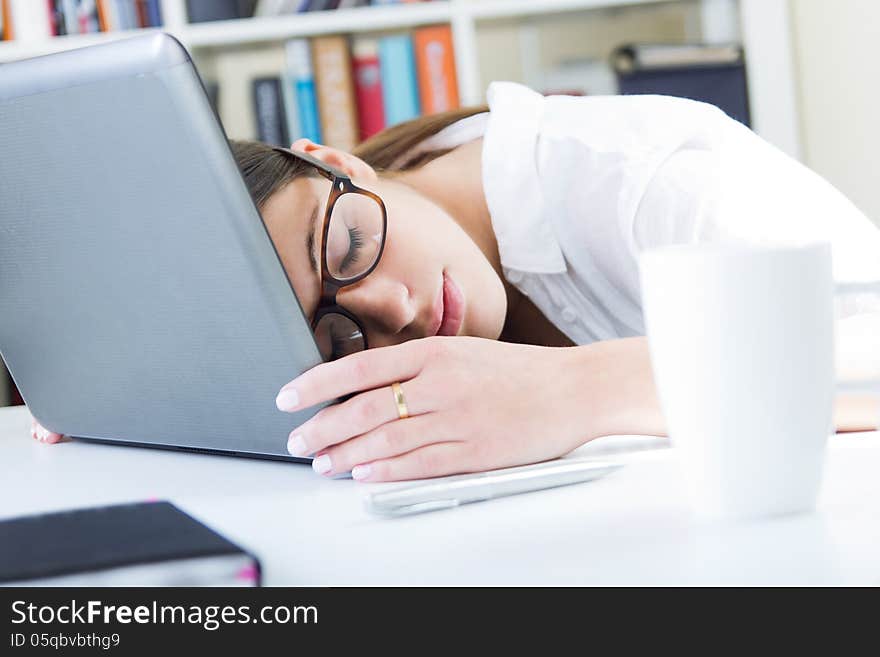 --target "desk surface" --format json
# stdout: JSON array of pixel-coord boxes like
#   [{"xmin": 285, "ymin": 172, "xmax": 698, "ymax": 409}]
[{"xmin": 2, "ymin": 404, "xmax": 879, "ymax": 586}]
